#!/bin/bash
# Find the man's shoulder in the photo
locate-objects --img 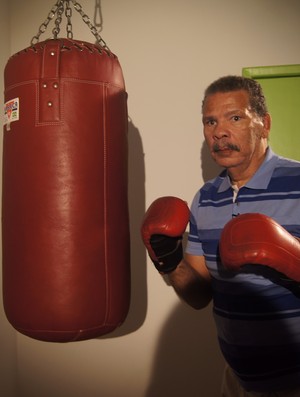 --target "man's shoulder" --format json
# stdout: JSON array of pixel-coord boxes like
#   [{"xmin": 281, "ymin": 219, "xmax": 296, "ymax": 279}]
[{"xmin": 272, "ymin": 154, "xmax": 300, "ymax": 176}]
